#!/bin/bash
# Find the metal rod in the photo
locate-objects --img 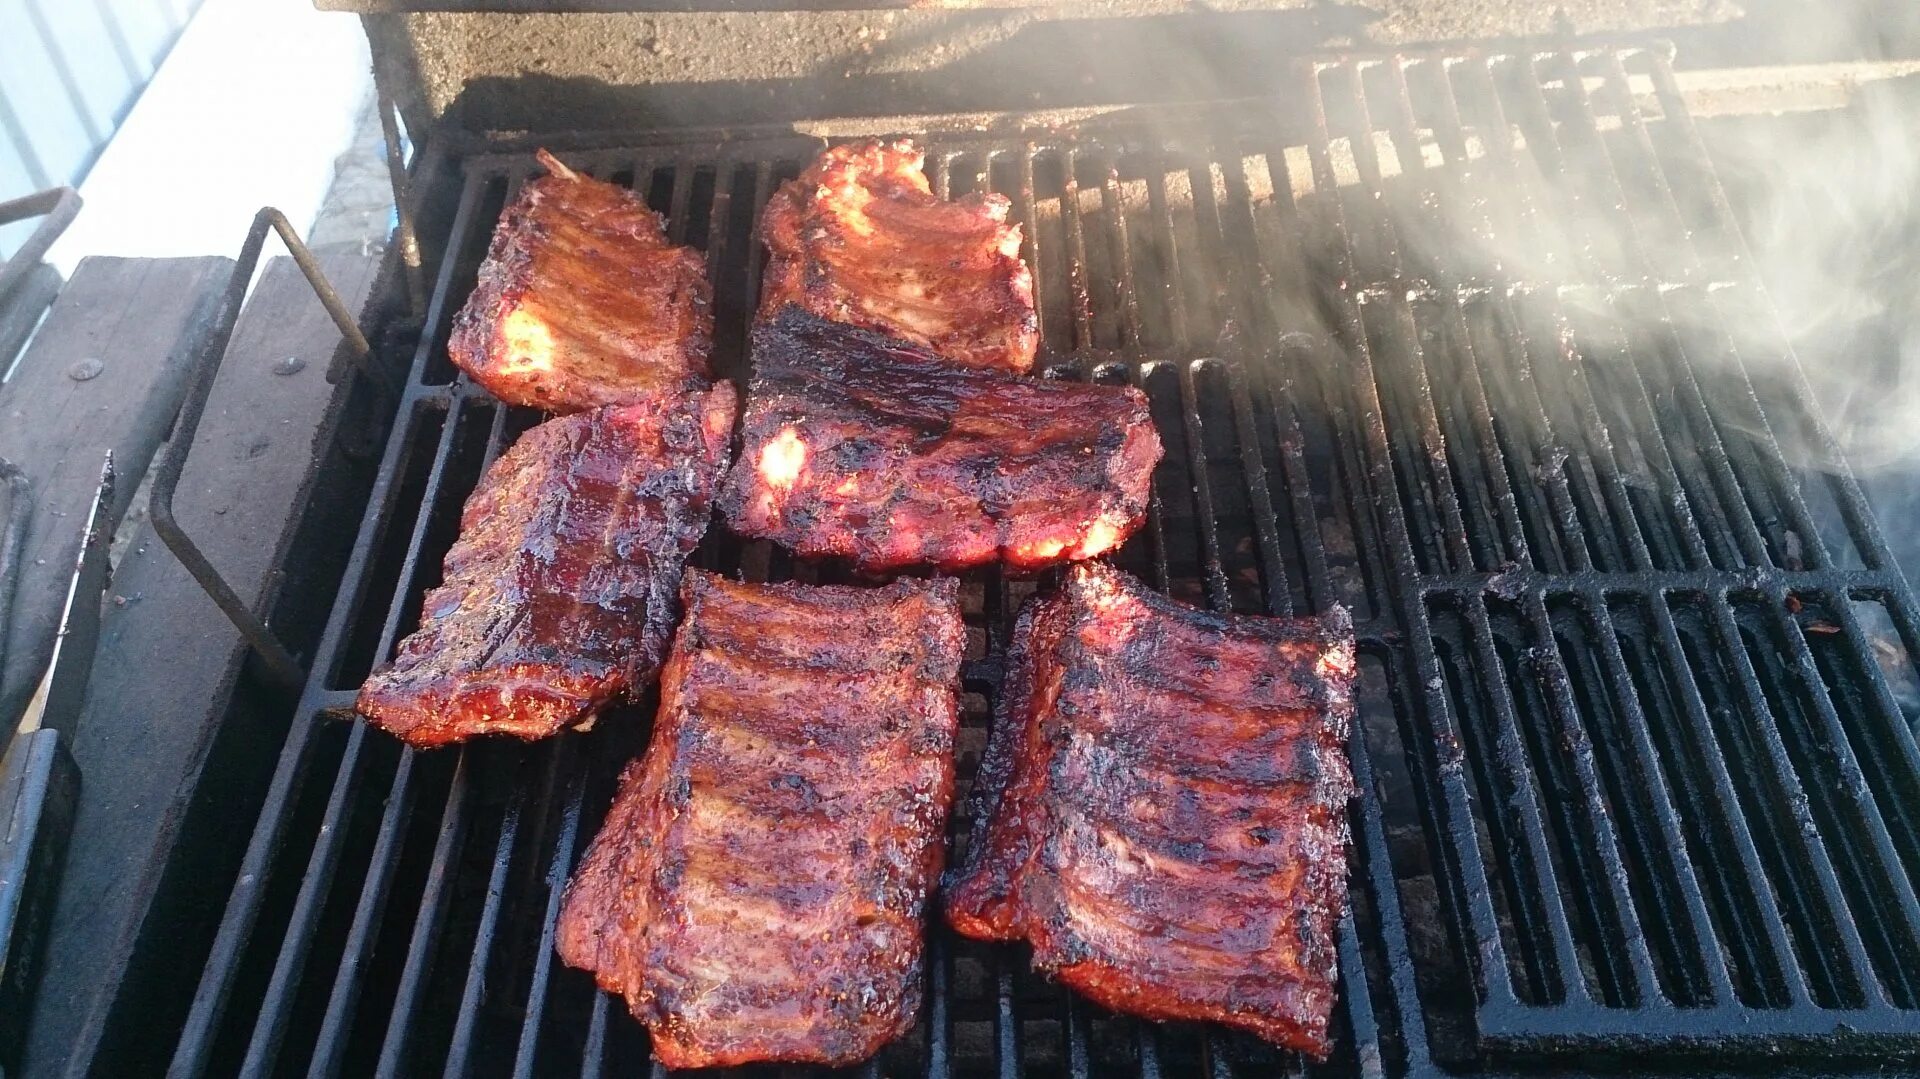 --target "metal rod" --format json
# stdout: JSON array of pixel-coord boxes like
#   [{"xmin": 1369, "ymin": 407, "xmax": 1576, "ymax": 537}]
[
  {"xmin": 149, "ymin": 207, "xmax": 377, "ymax": 691},
  {"xmin": 237, "ymin": 388, "xmax": 469, "ymax": 1074},
  {"xmin": 377, "ymin": 753, "xmax": 473, "ymax": 1078},
  {"xmin": 375, "ymin": 82, "xmax": 427, "ymax": 317},
  {"xmin": 0, "ymin": 186, "xmax": 79, "ymax": 310}
]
